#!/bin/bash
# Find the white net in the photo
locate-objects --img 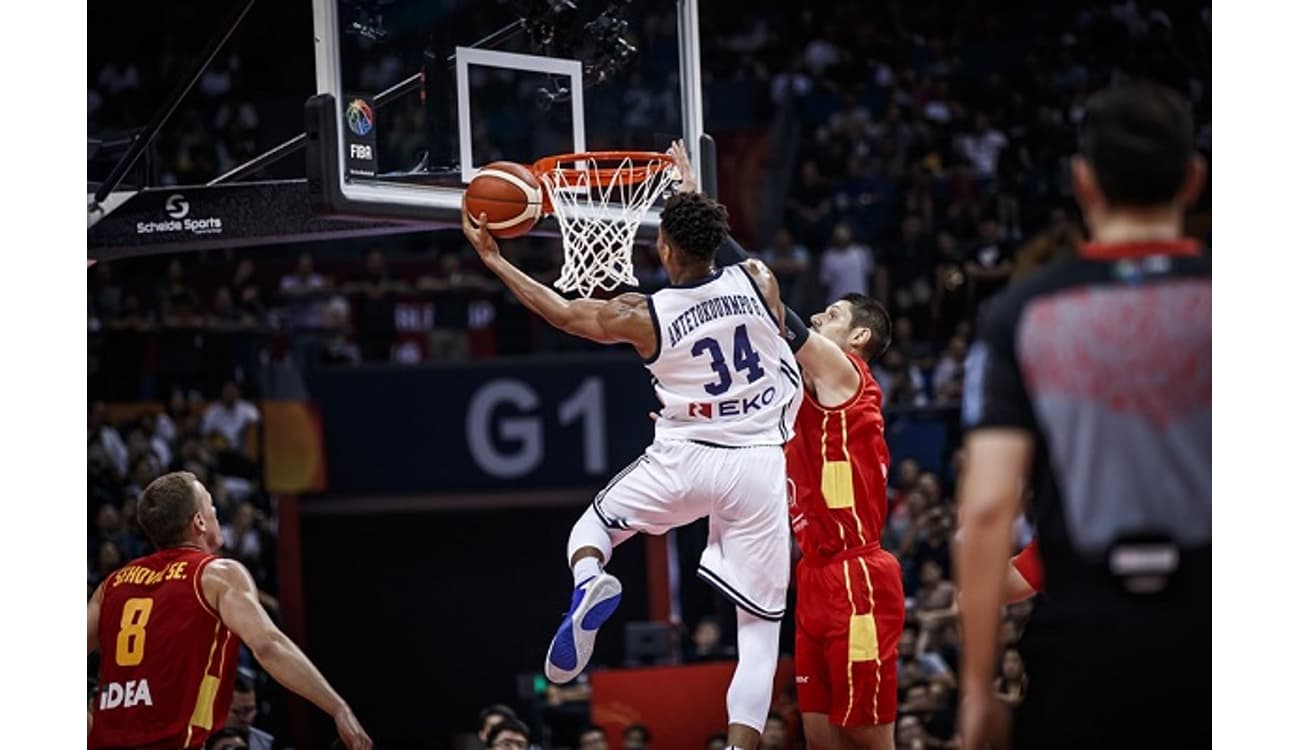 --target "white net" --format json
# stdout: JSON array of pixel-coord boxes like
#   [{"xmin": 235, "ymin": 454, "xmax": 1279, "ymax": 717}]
[{"xmin": 536, "ymin": 154, "xmax": 679, "ymax": 298}]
